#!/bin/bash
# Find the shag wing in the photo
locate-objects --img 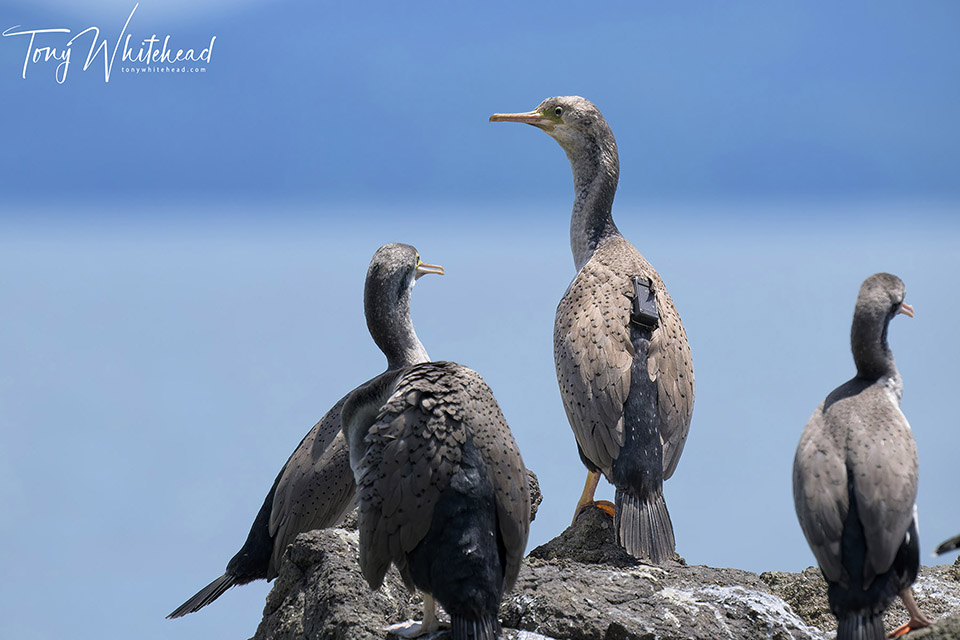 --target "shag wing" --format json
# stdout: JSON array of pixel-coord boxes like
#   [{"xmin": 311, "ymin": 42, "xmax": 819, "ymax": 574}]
[
  {"xmin": 554, "ymin": 259, "xmax": 633, "ymax": 475},
  {"xmin": 353, "ymin": 361, "xmax": 530, "ymax": 591},
  {"xmin": 459, "ymin": 365, "xmax": 530, "ymax": 591},
  {"xmin": 268, "ymin": 397, "xmax": 357, "ymax": 576},
  {"xmin": 554, "ymin": 242, "xmax": 694, "ymax": 479},
  {"xmin": 846, "ymin": 386, "xmax": 918, "ymax": 586},
  {"xmin": 646, "ymin": 269, "xmax": 695, "ymax": 479},
  {"xmin": 793, "ymin": 403, "xmax": 848, "ymax": 583},
  {"xmin": 353, "ymin": 362, "xmax": 468, "ymax": 588}
]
